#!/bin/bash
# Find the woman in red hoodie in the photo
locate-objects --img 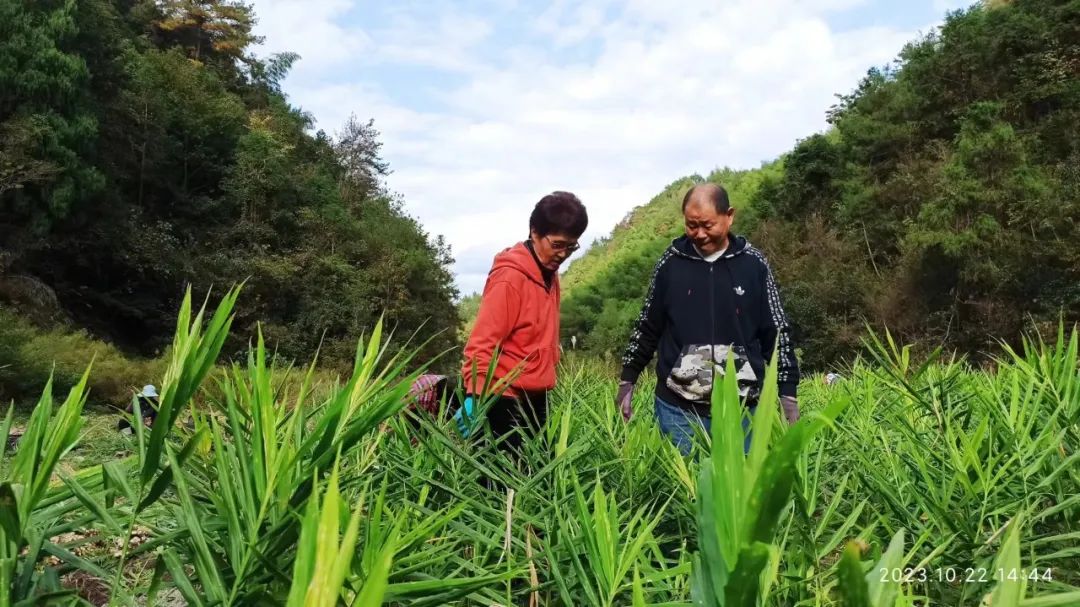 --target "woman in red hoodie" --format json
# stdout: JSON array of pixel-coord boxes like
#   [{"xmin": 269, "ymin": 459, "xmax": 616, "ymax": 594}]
[{"xmin": 462, "ymin": 191, "xmax": 588, "ymax": 454}]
